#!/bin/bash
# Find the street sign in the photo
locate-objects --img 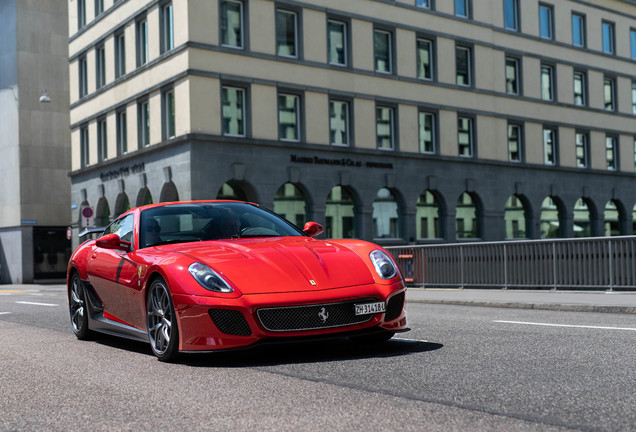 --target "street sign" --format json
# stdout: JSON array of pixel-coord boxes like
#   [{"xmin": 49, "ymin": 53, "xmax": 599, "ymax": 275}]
[{"xmin": 81, "ymin": 206, "xmax": 95, "ymax": 228}]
